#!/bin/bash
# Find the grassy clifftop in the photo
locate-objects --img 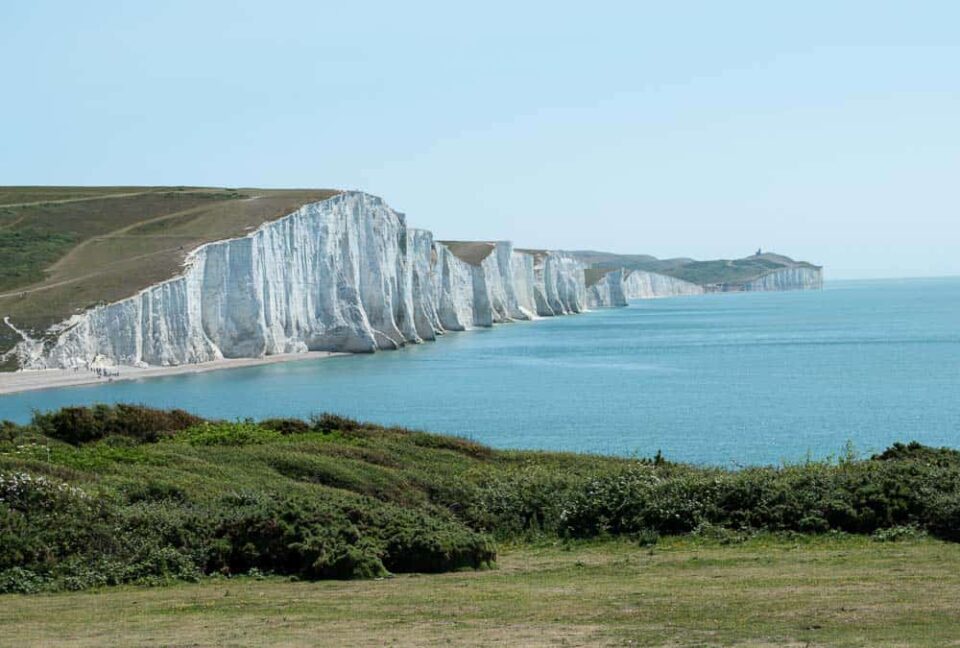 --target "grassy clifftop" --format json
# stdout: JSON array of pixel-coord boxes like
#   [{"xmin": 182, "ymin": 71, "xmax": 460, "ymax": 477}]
[
  {"xmin": 1, "ymin": 405, "xmax": 959, "ymax": 595},
  {"xmin": 0, "ymin": 187, "xmax": 338, "ymax": 361}
]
